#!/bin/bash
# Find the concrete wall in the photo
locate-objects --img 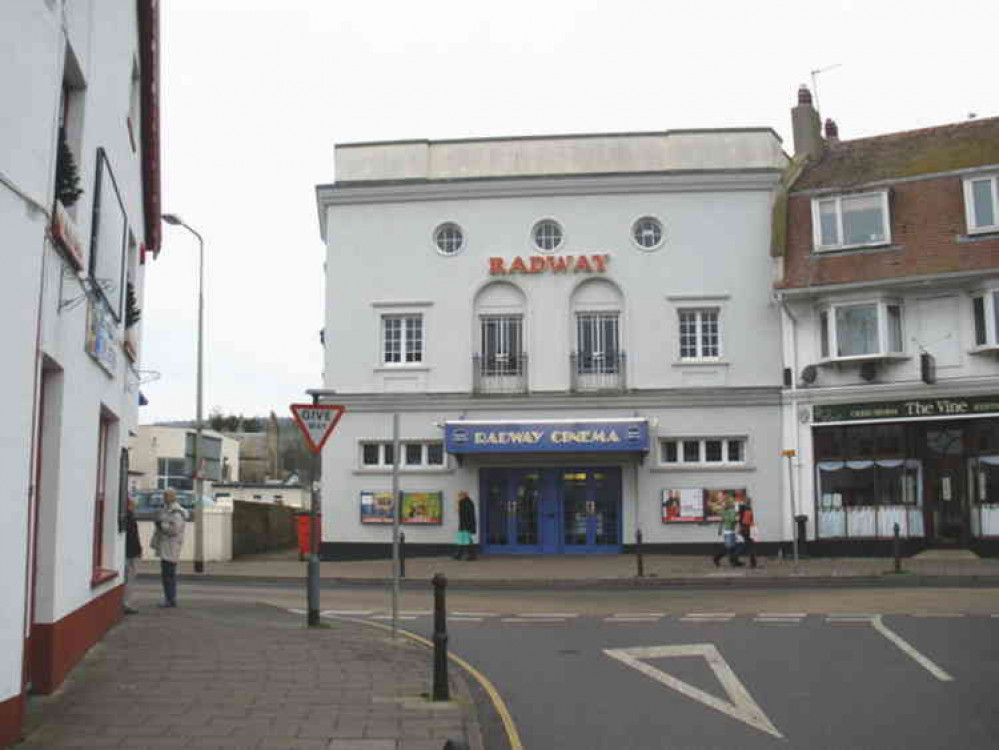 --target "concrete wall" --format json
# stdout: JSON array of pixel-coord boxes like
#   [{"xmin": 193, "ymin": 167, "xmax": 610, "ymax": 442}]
[
  {"xmin": 137, "ymin": 508, "xmax": 234, "ymax": 563},
  {"xmin": 213, "ymin": 485, "xmax": 309, "ymax": 509}
]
